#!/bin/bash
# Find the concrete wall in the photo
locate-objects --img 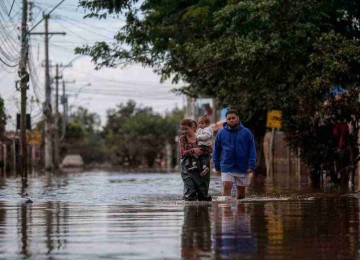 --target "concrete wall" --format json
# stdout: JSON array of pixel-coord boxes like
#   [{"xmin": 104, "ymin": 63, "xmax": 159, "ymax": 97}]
[{"xmin": 263, "ymin": 130, "xmax": 310, "ymax": 185}]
